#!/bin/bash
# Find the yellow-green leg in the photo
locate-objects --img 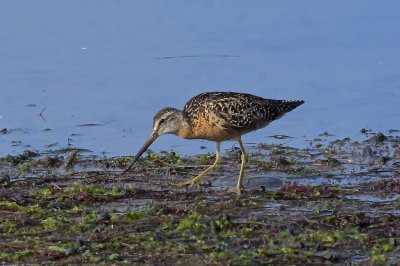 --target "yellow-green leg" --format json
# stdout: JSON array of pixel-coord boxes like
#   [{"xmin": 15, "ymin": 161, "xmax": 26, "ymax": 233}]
[
  {"xmin": 237, "ymin": 138, "xmax": 248, "ymax": 195},
  {"xmin": 228, "ymin": 138, "xmax": 248, "ymax": 195},
  {"xmin": 177, "ymin": 142, "xmax": 221, "ymax": 188}
]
